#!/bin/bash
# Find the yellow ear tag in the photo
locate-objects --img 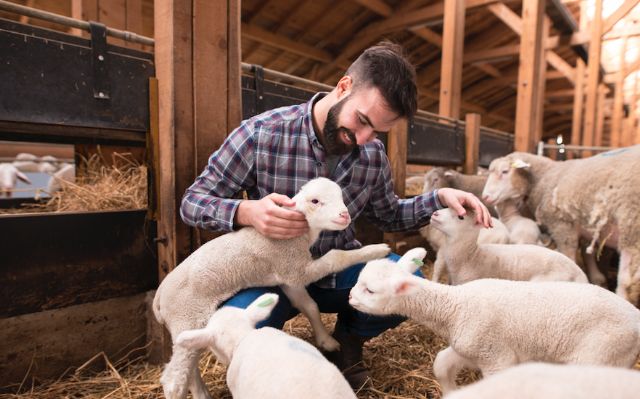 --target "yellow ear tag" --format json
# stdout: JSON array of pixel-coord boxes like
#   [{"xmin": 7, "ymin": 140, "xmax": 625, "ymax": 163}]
[
  {"xmin": 412, "ymin": 259, "xmax": 424, "ymax": 267},
  {"xmin": 257, "ymin": 297, "xmax": 275, "ymax": 307}
]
